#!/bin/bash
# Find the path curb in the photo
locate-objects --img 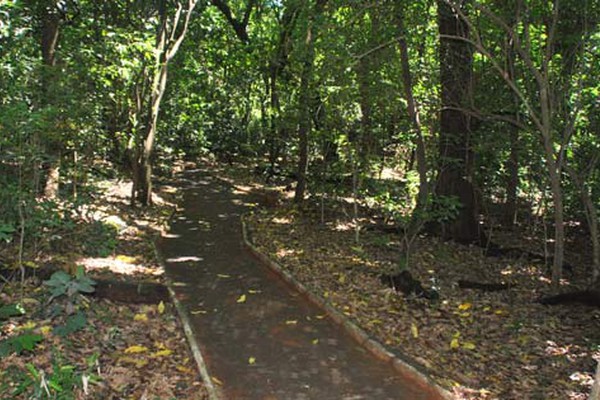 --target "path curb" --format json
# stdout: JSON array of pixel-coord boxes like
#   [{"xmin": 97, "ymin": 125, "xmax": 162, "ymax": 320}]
[
  {"xmin": 241, "ymin": 215, "xmax": 455, "ymax": 400},
  {"xmin": 153, "ymin": 241, "xmax": 222, "ymax": 400}
]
